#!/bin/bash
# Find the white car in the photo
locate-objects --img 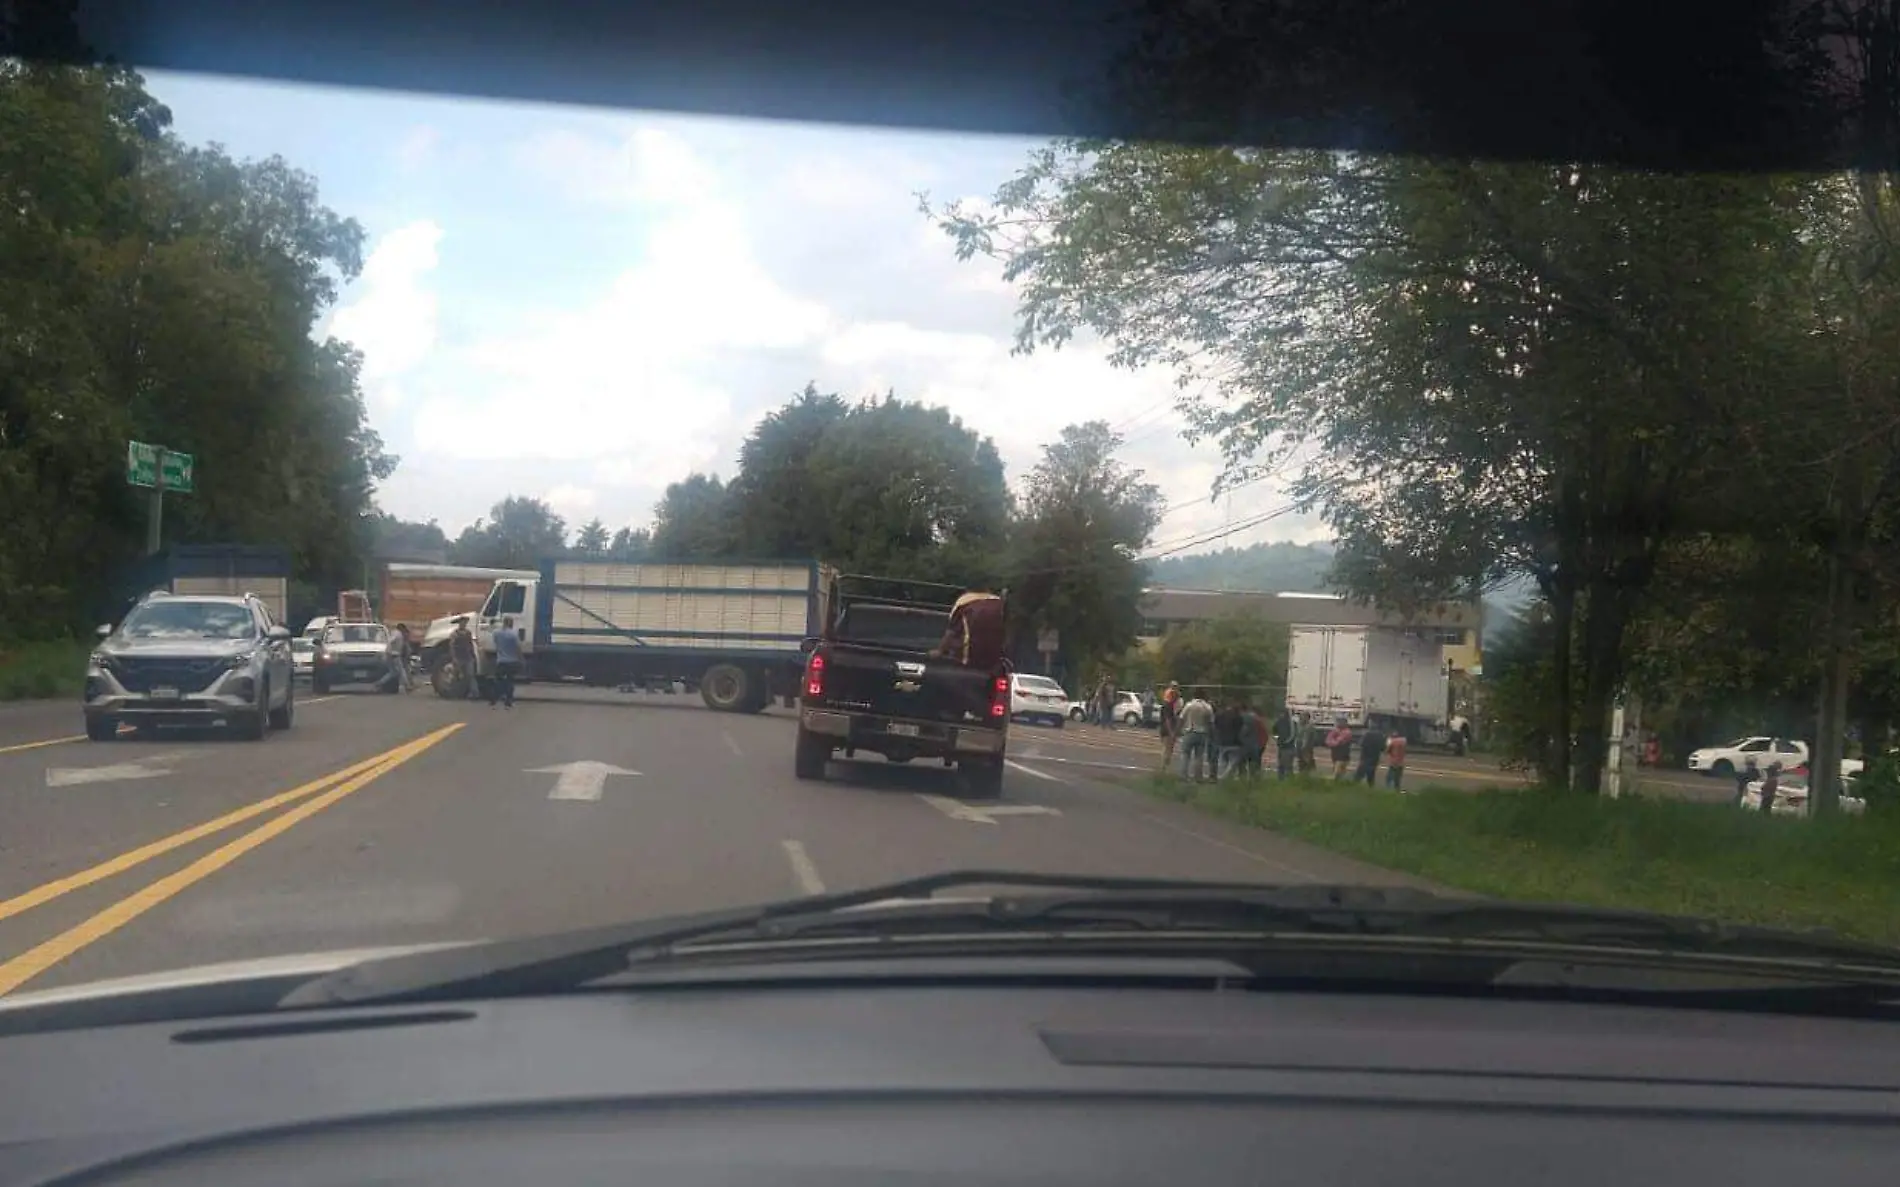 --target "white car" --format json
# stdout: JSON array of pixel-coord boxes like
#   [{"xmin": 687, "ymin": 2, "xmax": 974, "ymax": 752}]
[
  {"xmin": 1068, "ymin": 691, "xmax": 1149, "ymax": 726},
  {"xmin": 1687, "ymin": 736, "xmax": 1807, "ymax": 777},
  {"xmin": 1008, "ymin": 674, "xmax": 1070, "ymax": 728},
  {"xmin": 1738, "ymin": 778, "xmax": 1866, "ymax": 817}
]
